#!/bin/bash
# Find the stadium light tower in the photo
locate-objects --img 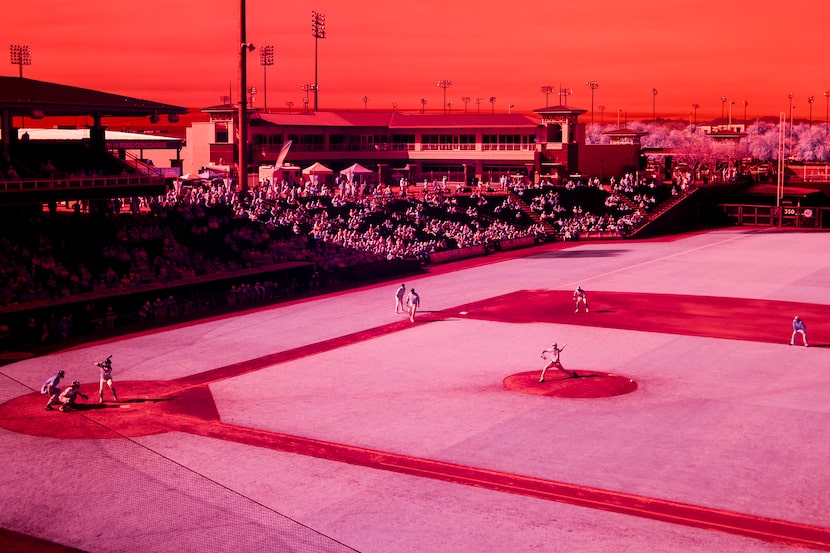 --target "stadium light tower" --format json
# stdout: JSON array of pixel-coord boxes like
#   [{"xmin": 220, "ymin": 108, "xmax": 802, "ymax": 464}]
[
  {"xmin": 586, "ymin": 81, "xmax": 599, "ymax": 129},
  {"xmin": 461, "ymin": 96, "xmax": 471, "ymax": 114},
  {"xmin": 559, "ymin": 88, "xmax": 573, "ymax": 107},
  {"xmin": 651, "ymin": 88, "xmax": 658, "ymax": 121},
  {"xmin": 436, "ymin": 80, "xmax": 453, "ymax": 114},
  {"xmin": 311, "ymin": 11, "xmax": 326, "ymax": 111},
  {"xmin": 475, "ymin": 97, "xmax": 484, "ymax": 114},
  {"xmin": 808, "ymin": 95, "xmax": 814, "ymax": 127},
  {"xmin": 824, "ymin": 90, "xmax": 830, "ymax": 131},
  {"xmin": 489, "ymin": 96, "xmax": 496, "ymax": 114},
  {"xmin": 238, "ymin": 0, "xmax": 256, "ymax": 193},
  {"xmin": 301, "ymin": 84, "xmax": 315, "ymax": 112},
  {"xmin": 259, "ymin": 45, "xmax": 274, "ymax": 113},
  {"xmin": 788, "ymin": 92, "xmax": 794, "ymax": 157},
  {"xmin": 9, "ymin": 44, "xmax": 31, "ymax": 78},
  {"xmin": 540, "ymin": 85, "xmax": 554, "ymax": 107},
  {"xmin": 691, "ymin": 103, "xmax": 700, "ymax": 127}
]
